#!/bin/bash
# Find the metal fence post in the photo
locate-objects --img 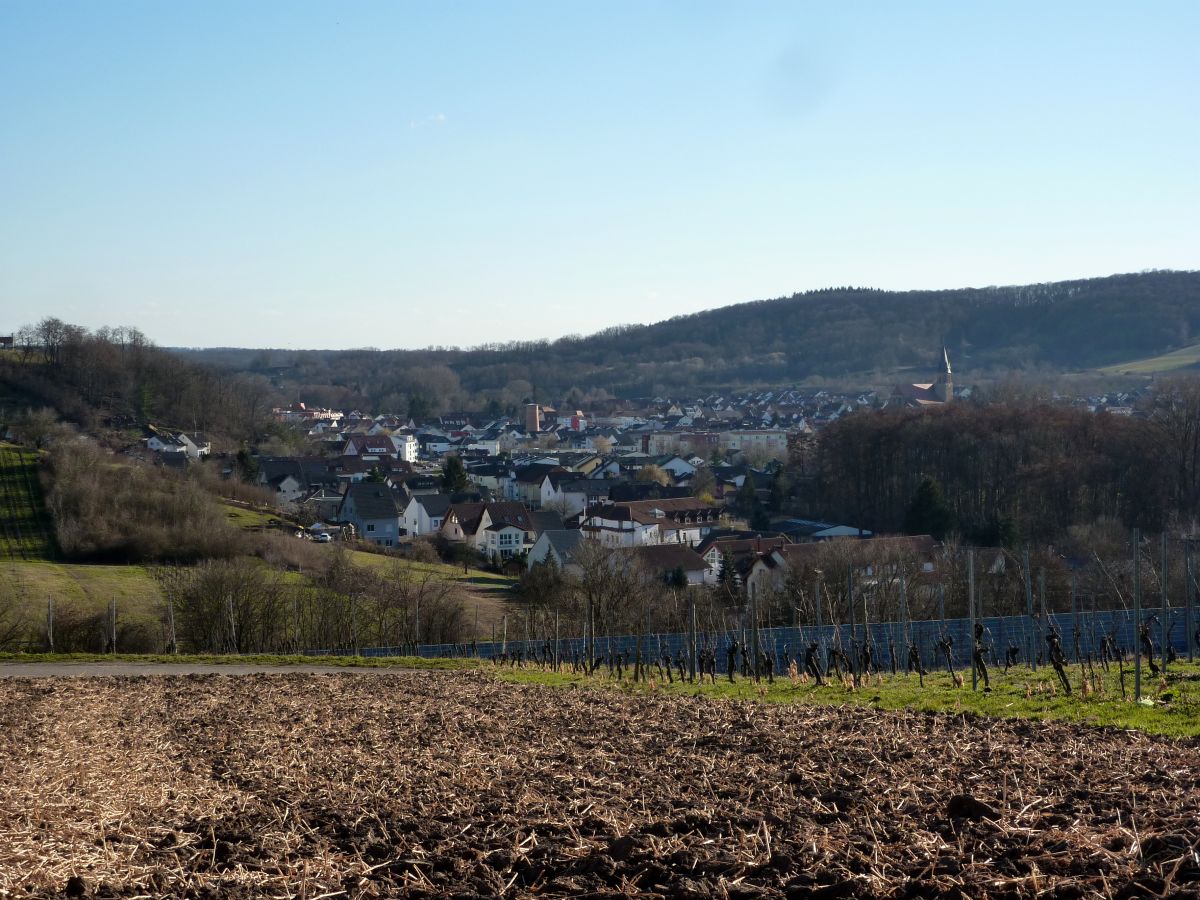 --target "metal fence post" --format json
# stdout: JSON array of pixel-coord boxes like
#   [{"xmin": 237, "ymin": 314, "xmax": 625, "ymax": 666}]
[
  {"xmin": 1161, "ymin": 532, "xmax": 1169, "ymax": 675},
  {"xmin": 1070, "ymin": 573, "xmax": 1080, "ymax": 662},
  {"xmin": 1133, "ymin": 528, "xmax": 1142, "ymax": 702},
  {"xmin": 969, "ymin": 550, "xmax": 977, "ymax": 691},
  {"xmin": 688, "ymin": 597, "xmax": 698, "ymax": 682},
  {"xmin": 1023, "ymin": 547, "xmax": 1036, "ymax": 672},
  {"xmin": 1187, "ymin": 541, "xmax": 1196, "ymax": 663}
]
